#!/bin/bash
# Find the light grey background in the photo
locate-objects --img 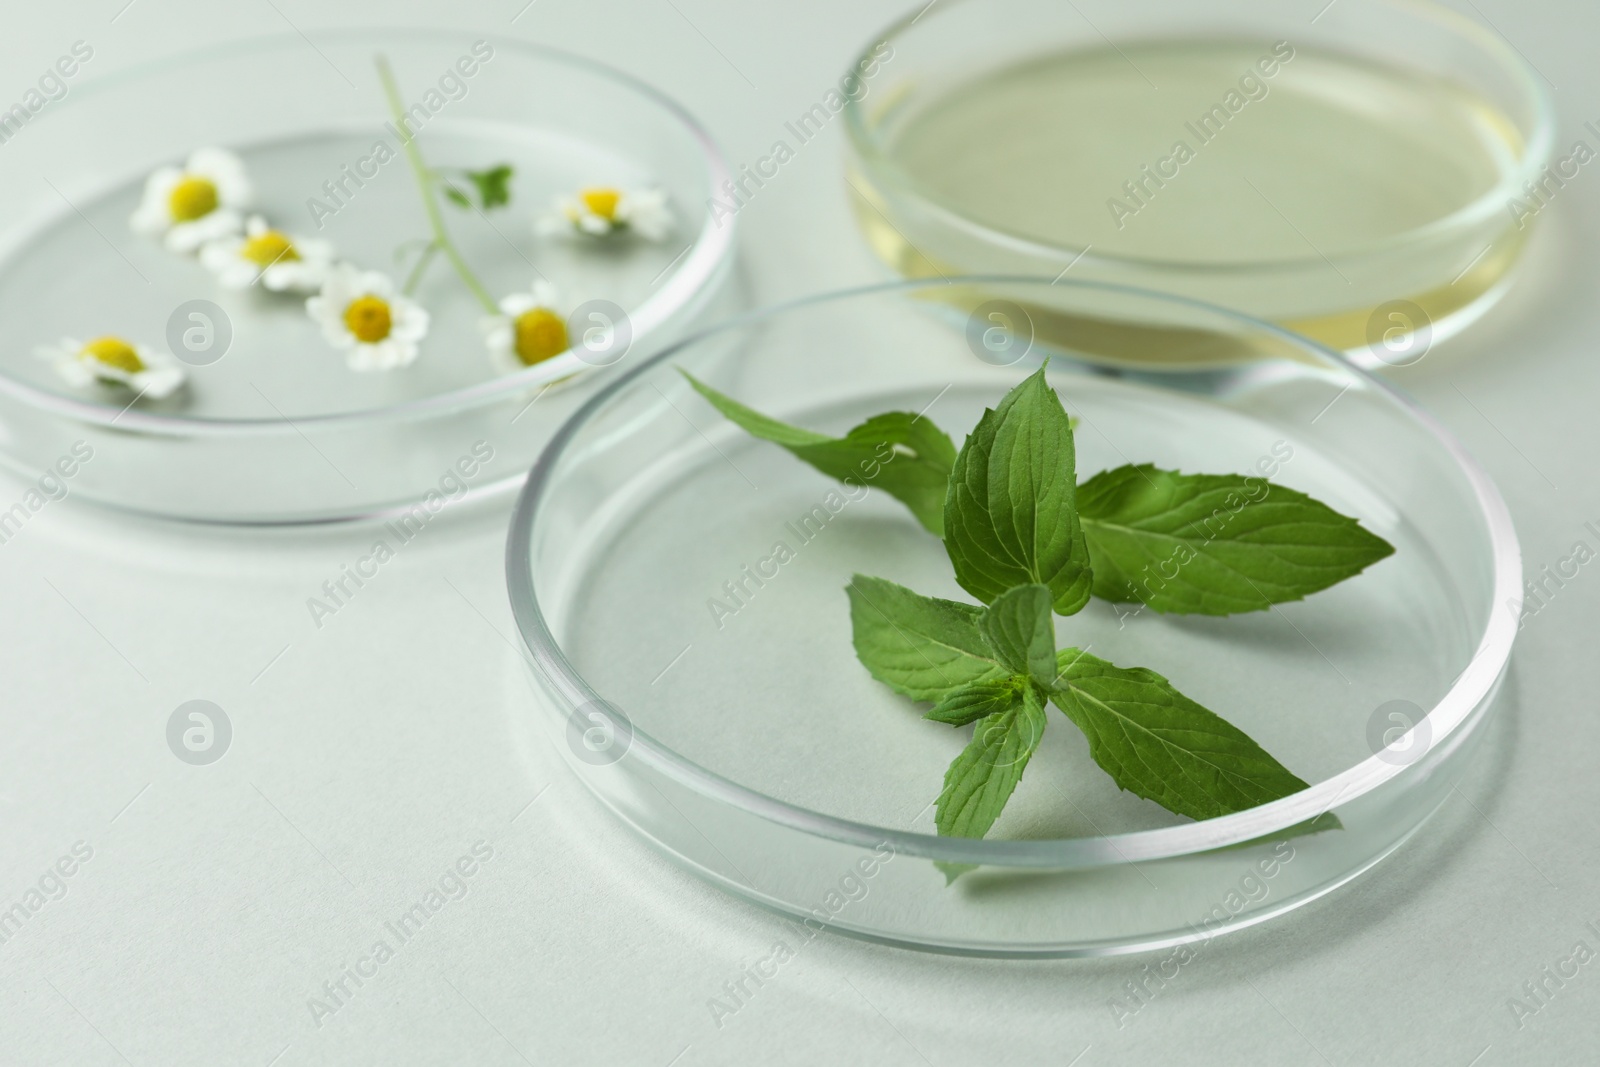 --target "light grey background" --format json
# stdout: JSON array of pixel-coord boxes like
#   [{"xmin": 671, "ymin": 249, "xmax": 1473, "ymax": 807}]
[{"xmin": 0, "ymin": 0, "xmax": 1594, "ymax": 1064}]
